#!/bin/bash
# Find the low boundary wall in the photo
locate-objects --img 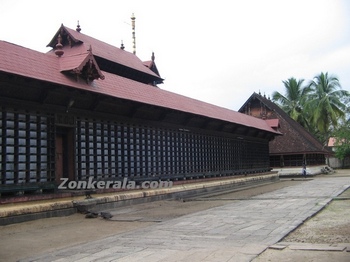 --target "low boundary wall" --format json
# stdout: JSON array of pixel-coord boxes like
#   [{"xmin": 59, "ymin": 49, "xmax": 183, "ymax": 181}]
[{"xmin": 0, "ymin": 172, "xmax": 279, "ymax": 225}]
